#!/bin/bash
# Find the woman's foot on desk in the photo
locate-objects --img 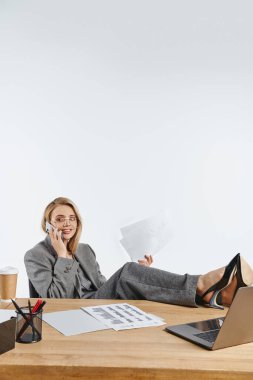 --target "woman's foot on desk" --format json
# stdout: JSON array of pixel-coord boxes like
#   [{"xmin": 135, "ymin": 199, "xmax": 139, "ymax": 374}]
[{"xmin": 196, "ymin": 254, "xmax": 253, "ymax": 309}]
